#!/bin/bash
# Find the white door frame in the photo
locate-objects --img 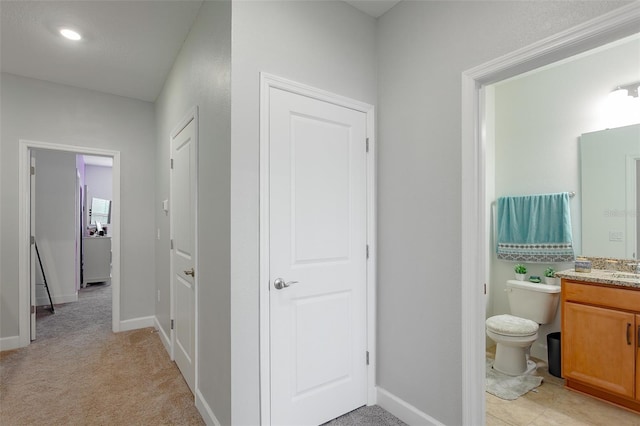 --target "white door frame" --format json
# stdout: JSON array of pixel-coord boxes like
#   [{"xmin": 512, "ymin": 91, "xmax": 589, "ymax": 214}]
[
  {"xmin": 169, "ymin": 106, "xmax": 199, "ymax": 389},
  {"xmin": 461, "ymin": 4, "xmax": 640, "ymax": 424},
  {"xmin": 259, "ymin": 73, "xmax": 377, "ymax": 424},
  {"xmin": 18, "ymin": 139, "xmax": 121, "ymax": 347}
]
